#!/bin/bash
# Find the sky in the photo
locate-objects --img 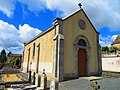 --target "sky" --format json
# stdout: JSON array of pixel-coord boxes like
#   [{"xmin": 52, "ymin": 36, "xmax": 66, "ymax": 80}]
[{"xmin": 0, "ymin": 0, "xmax": 120, "ymax": 54}]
